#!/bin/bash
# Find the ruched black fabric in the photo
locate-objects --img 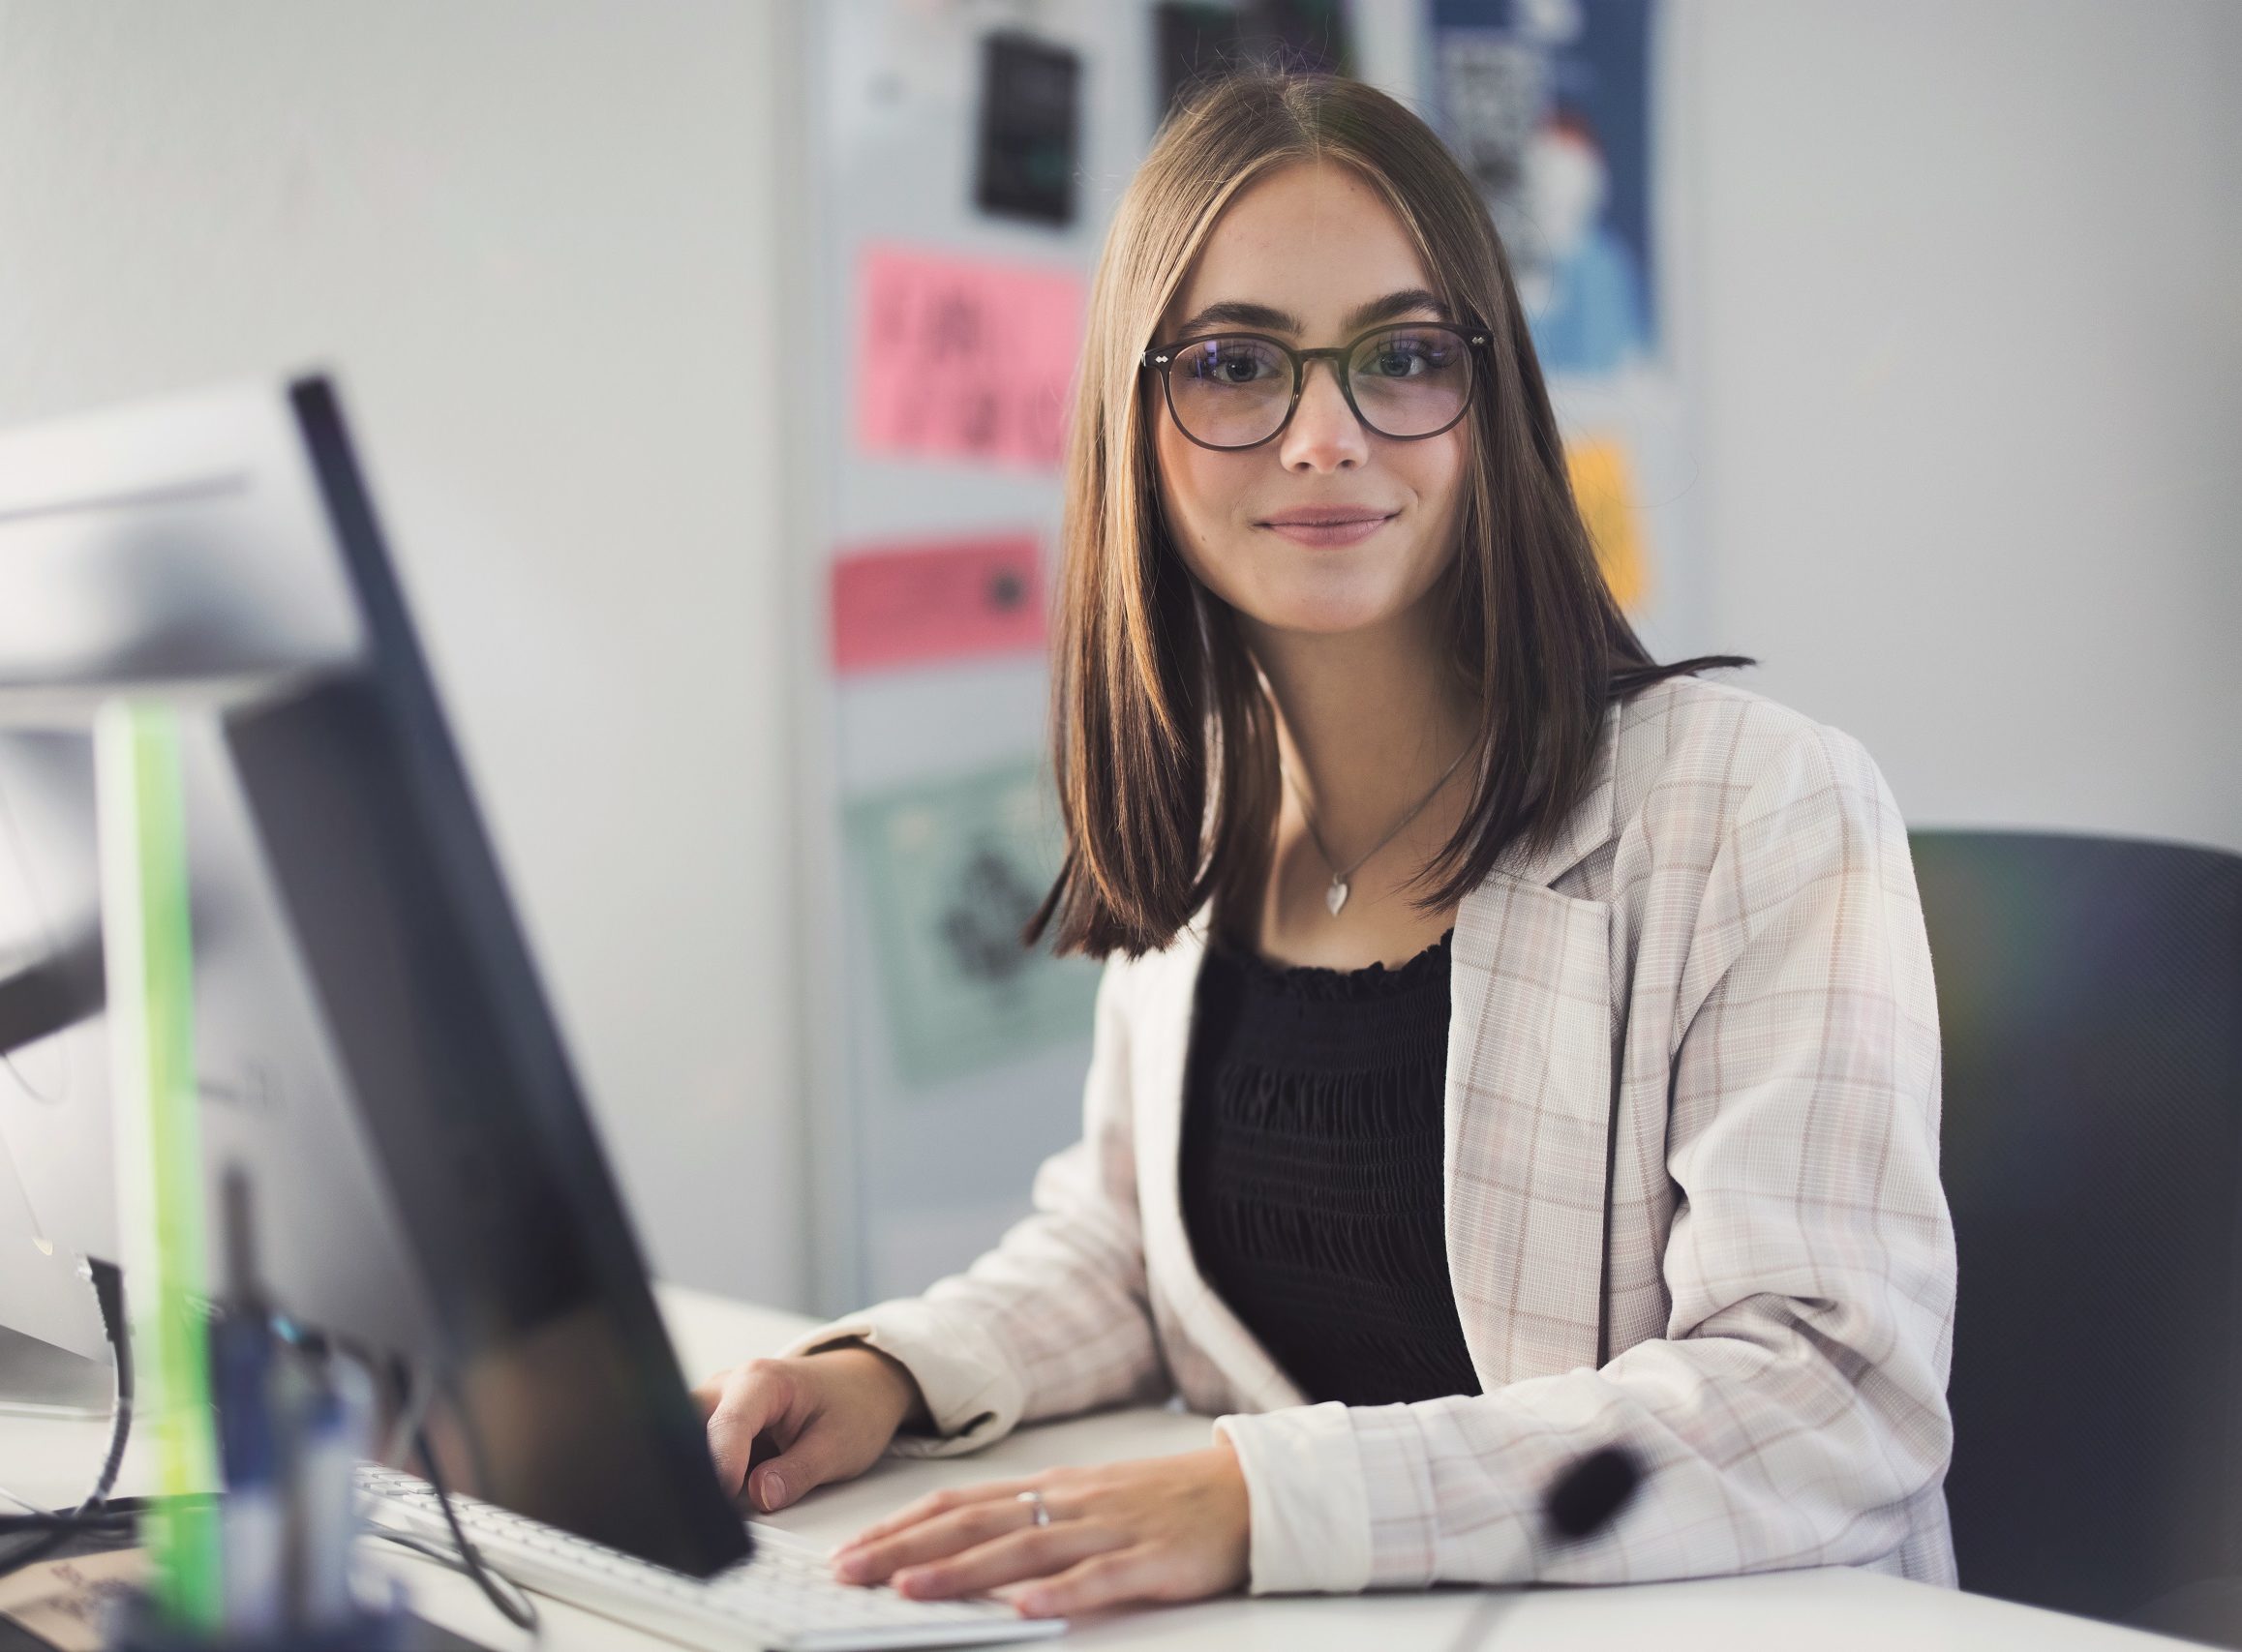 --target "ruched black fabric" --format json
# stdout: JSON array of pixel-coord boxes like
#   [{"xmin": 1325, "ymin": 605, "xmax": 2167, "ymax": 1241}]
[{"xmin": 1178, "ymin": 927, "xmax": 1483, "ymax": 1407}]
